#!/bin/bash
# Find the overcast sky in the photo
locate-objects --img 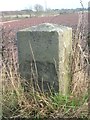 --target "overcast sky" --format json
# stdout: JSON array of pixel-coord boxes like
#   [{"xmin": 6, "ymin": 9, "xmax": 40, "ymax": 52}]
[{"xmin": 0, "ymin": 0, "xmax": 89, "ymax": 11}]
